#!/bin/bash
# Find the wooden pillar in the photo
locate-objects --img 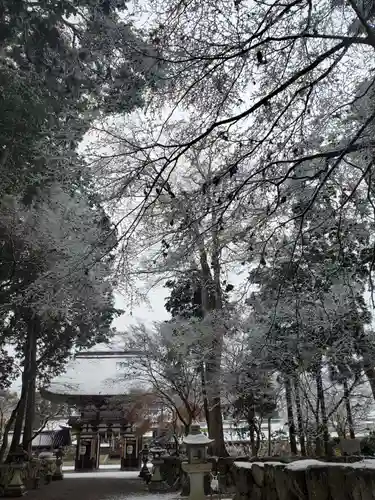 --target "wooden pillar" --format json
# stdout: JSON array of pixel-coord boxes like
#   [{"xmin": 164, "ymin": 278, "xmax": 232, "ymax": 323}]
[
  {"xmin": 74, "ymin": 433, "xmax": 81, "ymax": 471},
  {"xmin": 90, "ymin": 432, "xmax": 100, "ymax": 470},
  {"xmin": 121, "ymin": 430, "xmax": 139, "ymax": 470},
  {"xmin": 95, "ymin": 433, "xmax": 100, "ymax": 470}
]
